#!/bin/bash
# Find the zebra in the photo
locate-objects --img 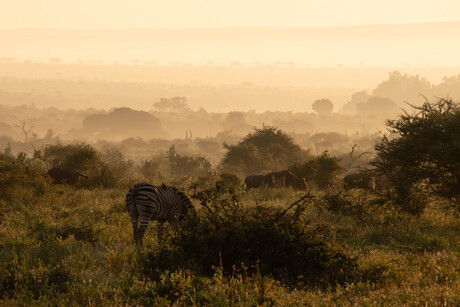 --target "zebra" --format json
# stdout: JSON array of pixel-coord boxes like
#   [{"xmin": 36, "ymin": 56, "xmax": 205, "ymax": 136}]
[{"xmin": 125, "ymin": 183, "xmax": 194, "ymax": 245}]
